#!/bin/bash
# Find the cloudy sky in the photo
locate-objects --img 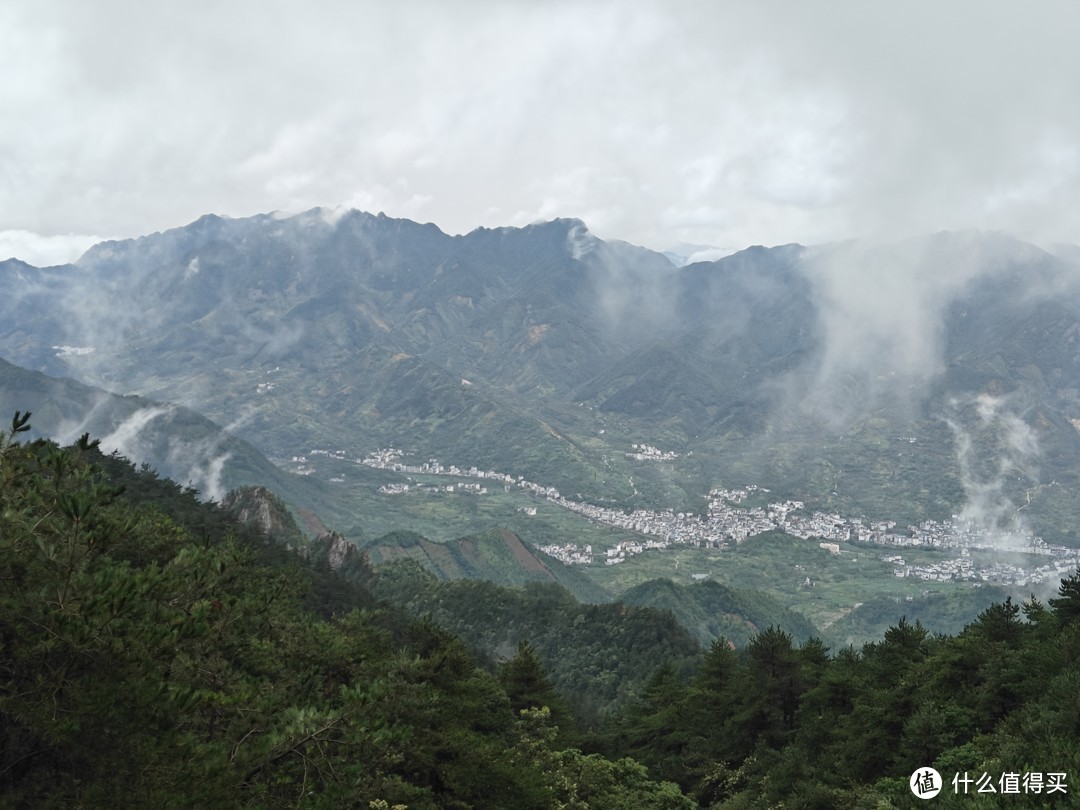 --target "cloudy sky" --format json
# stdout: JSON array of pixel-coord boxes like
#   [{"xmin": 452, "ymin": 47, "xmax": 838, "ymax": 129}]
[{"xmin": 3, "ymin": 1, "xmax": 1079, "ymax": 264}]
